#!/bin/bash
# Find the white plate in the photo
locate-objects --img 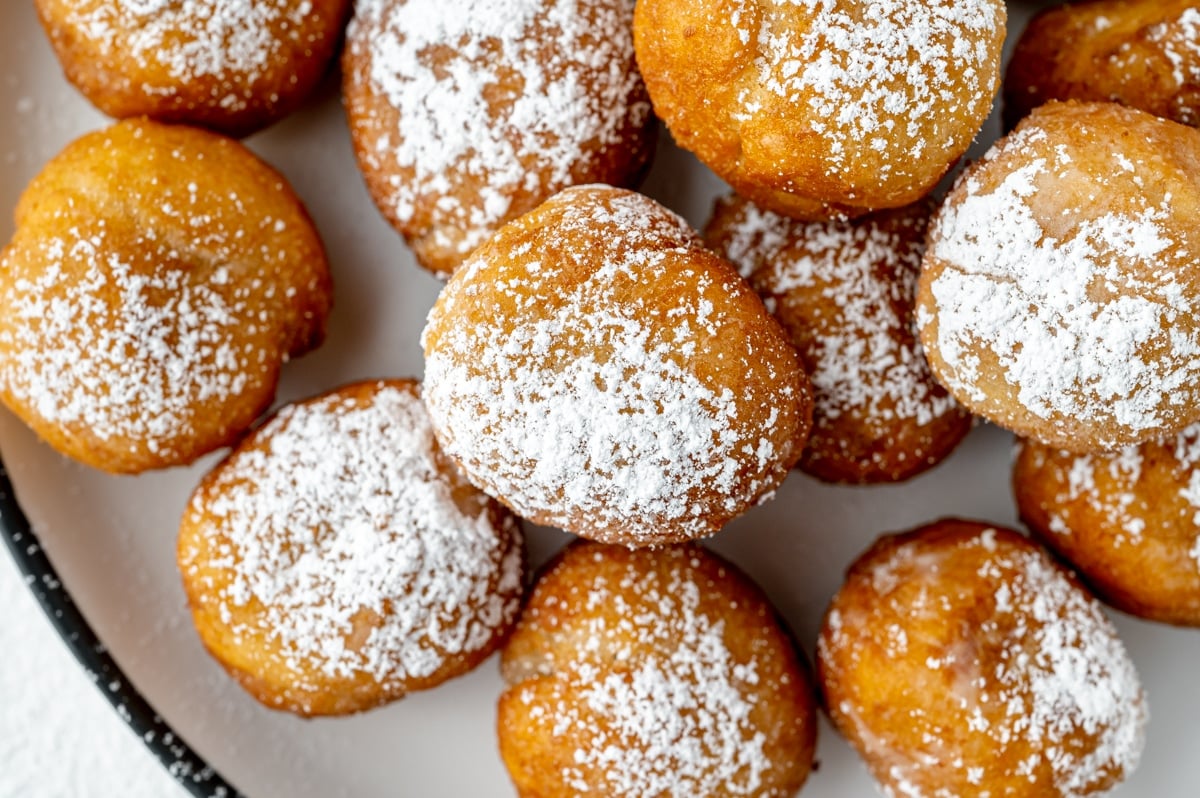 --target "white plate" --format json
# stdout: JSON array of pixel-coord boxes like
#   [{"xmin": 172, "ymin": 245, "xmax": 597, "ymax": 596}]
[{"xmin": 1, "ymin": 2, "xmax": 1197, "ymax": 796}]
